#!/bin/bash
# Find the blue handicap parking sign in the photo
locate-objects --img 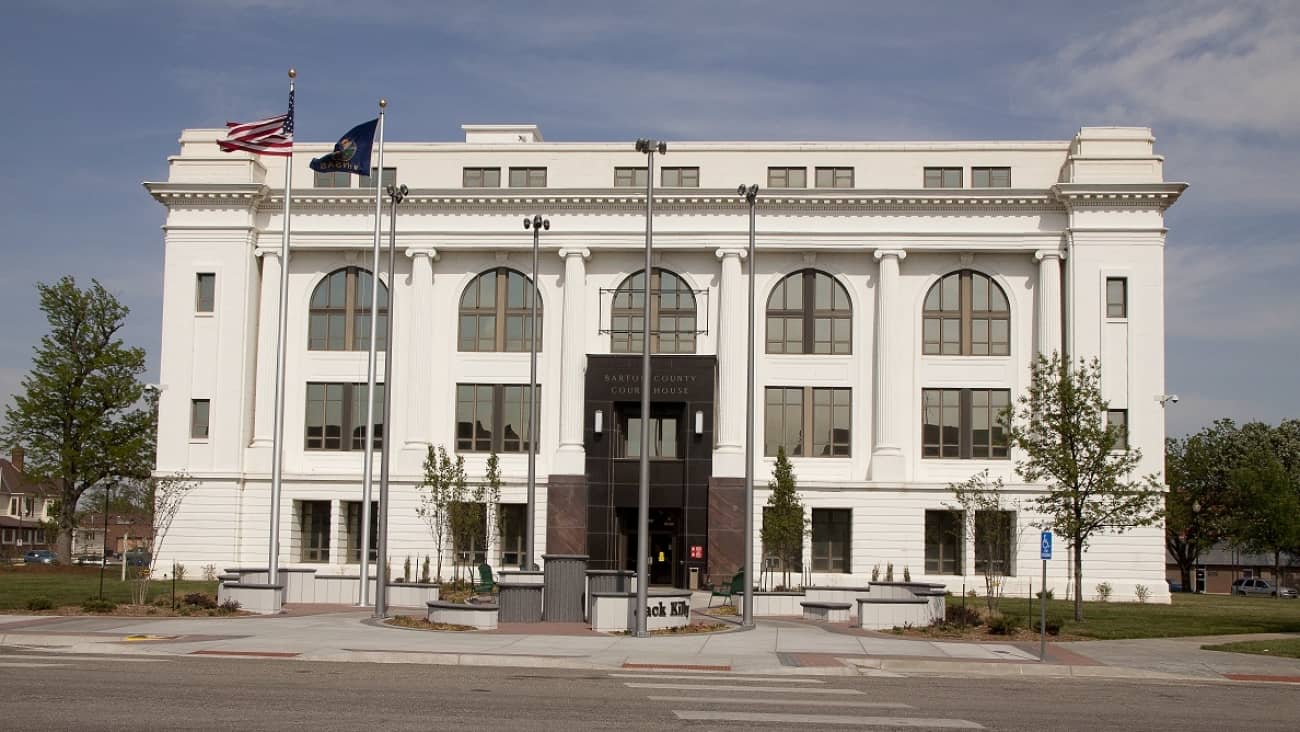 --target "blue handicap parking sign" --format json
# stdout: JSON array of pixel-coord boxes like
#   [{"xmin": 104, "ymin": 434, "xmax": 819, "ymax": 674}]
[{"xmin": 1040, "ymin": 531, "xmax": 1053, "ymax": 560}]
